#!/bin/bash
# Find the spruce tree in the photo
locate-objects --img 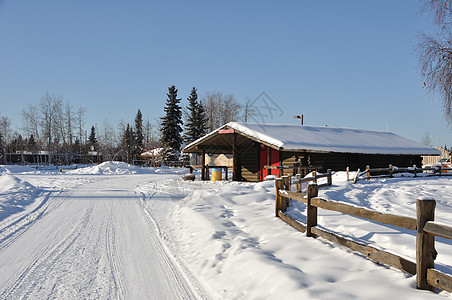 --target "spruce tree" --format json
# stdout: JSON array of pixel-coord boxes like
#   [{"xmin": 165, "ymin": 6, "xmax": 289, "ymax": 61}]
[
  {"xmin": 135, "ymin": 109, "xmax": 144, "ymax": 151},
  {"xmin": 122, "ymin": 123, "xmax": 134, "ymax": 163},
  {"xmin": 184, "ymin": 87, "xmax": 208, "ymax": 143},
  {"xmin": 184, "ymin": 87, "xmax": 199, "ymax": 143},
  {"xmin": 160, "ymin": 85, "xmax": 183, "ymax": 152},
  {"xmin": 28, "ymin": 134, "xmax": 36, "ymax": 152},
  {"xmin": 0, "ymin": 132, "xmax": 4, "ymax": 164},
  {"xmin": 196, "ymin": 100, "xmax": 208, "ymax": 137},
  {"xmin": 88, "ymin": 126, "xmax": 97, "ymax": 149}
]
